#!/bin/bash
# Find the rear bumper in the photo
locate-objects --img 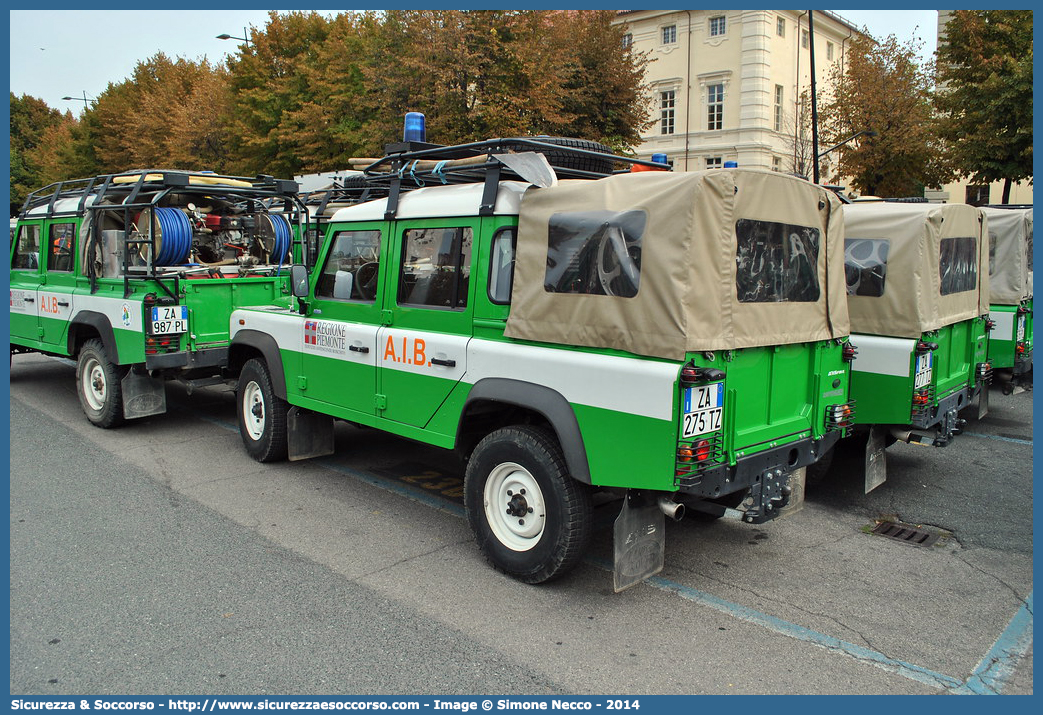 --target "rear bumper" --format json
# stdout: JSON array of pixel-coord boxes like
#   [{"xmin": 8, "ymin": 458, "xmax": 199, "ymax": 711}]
[
  {"xmin": 145, "ymin": 347, "xmax": 229, "ymax": 371},
  {"xmin": 675, "ymin": 430, "xmax": 842, "ymax": 499}
]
